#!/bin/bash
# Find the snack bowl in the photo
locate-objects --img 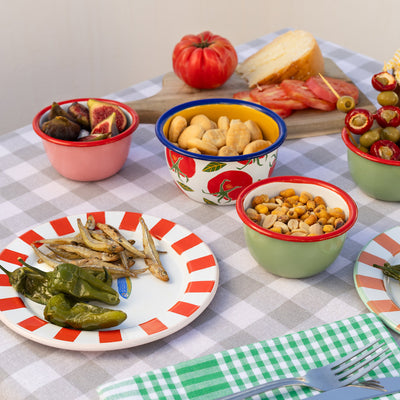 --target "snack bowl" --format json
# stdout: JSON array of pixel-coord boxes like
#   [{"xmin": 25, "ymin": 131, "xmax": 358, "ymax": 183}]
[
  {"xmin": 155, "ymin": 98, "xmax": 286, "ymax": 205},
  {"xmin": 32, "ymin": 98, "xmax": 139, "ymax": 181},
  {"xmin": 342, "ymin": 127, "xmax": 400, "ymax": 201},
  {"xmin": 236, "ymin": 176, "xmax": 358, "ymax": 278}
]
